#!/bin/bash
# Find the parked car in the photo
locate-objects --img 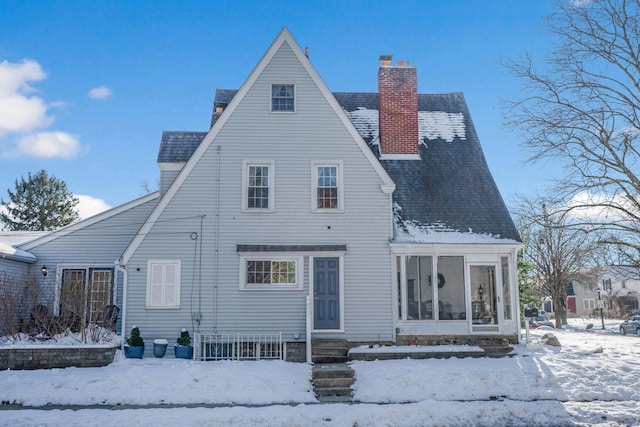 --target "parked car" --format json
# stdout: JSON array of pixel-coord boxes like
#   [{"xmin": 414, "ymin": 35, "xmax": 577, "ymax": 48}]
[
  {"xmin": 619, "ymin": 316, "xmax": 640, "ymax": 336},
  {"xmin": 529, "ymin": 315, "xmax": 554, "ymax": 329}
]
